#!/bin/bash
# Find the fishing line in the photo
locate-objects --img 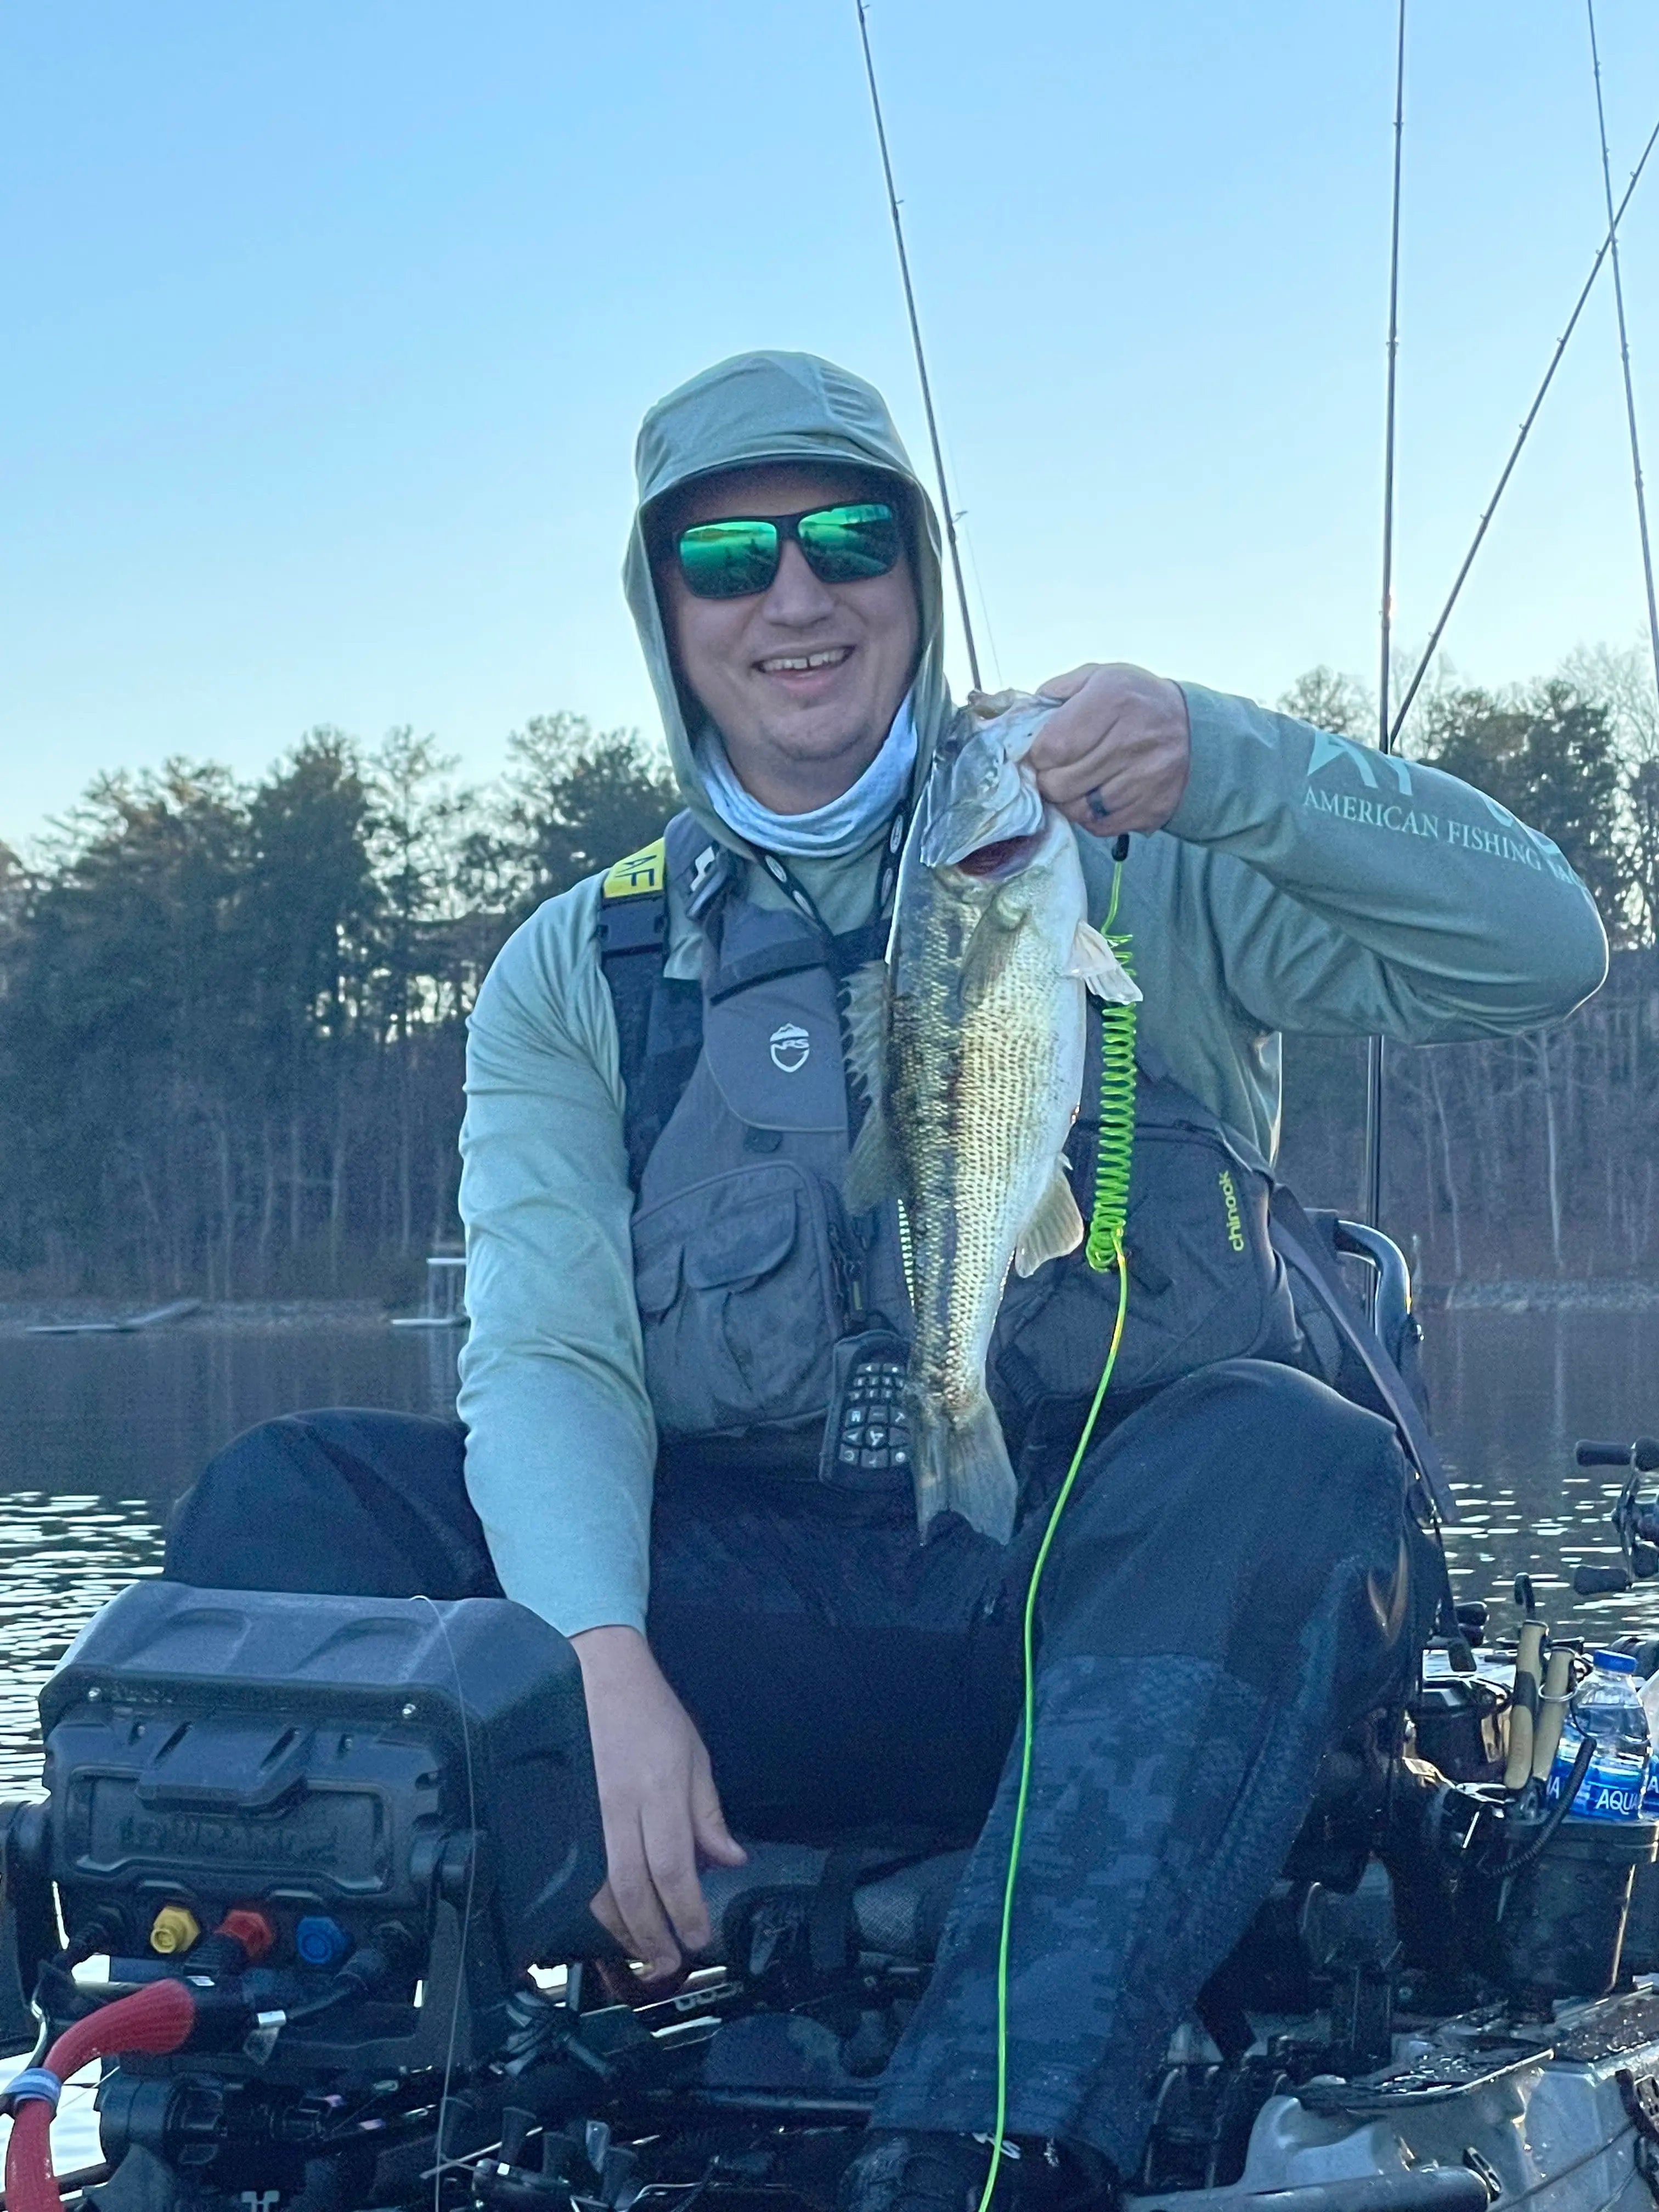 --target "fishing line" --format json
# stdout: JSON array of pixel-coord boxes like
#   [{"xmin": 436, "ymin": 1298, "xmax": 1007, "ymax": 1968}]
[
  {"xmin": 1390, "ymin": 103, "xmax": 1659, "ymax": 747},
  {"xmin": 853, "ymin": 0, "xmax": 983, "ymax": 691},
  {"xmin": 1364, "ymin": 0, "xmax": 1408, "ymax": 1239},
  {"xmin": 849, "ymin": 12, "xmax": 1135, "ymax": 2182},
  {"xmin": 1586, "ymin": 0, "xmax": 1659, "ymax": 710},
  {"xmin": 417, "ymin": 1596, "xmax": 479, "ymax": 2212},
  {"xmin": 977, "ymin": 854, "xmax": 1136, "ymax": 2212}
]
